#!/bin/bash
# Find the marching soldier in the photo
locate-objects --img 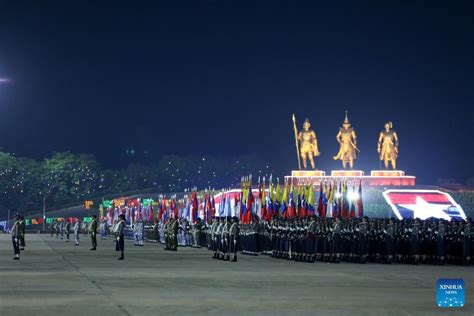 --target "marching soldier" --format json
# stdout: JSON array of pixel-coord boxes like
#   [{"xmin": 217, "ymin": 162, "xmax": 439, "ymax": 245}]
[
  {"xmin": 11, "ymin": 215, "xmax": 21, "ymax": 260},
  {"xmin": 89, "ymin": 215, "xmax": 98, "ymax": 251},
  {"xmin": 114, "ymin": 214, "xmax": 126, "ymax": 260}
]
